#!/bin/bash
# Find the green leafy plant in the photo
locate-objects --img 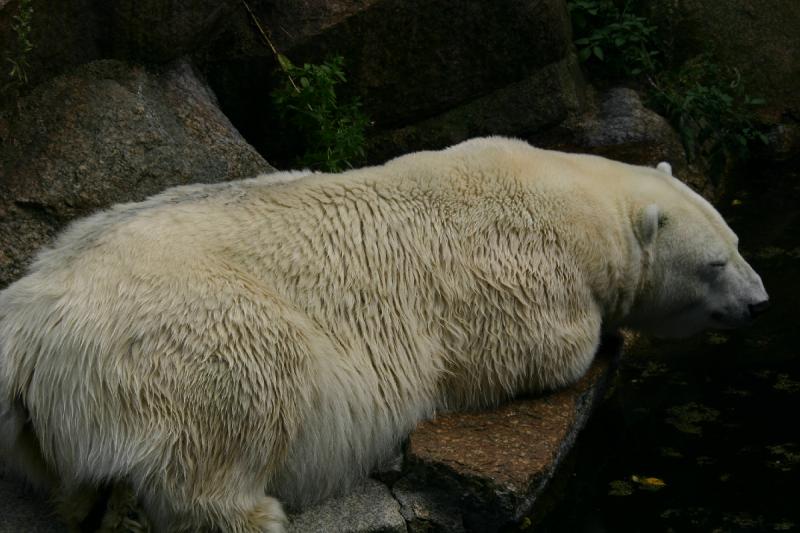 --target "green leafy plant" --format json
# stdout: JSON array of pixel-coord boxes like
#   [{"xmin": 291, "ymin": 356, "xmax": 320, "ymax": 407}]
[
  {"xmin": 647, "ymin": 55, "xmax": 768, "ymax": 172},
  {"xmin": 271, "ymin": 55, "xmax": 369, "ymax": 172},
  {"xmin": 239, "ymin": 0, "xmax": 370, "ymax": 172},
  {"xmin": 568, "ymin": 0, "xmax": 658, "ymax": 77},
  {"xmin": 4, "ymin": 0, "xmax": 34, "ymax": 89},
  {"xmin": 567, "ymin": 1, "xmax": 767, "ymax": 177}
]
